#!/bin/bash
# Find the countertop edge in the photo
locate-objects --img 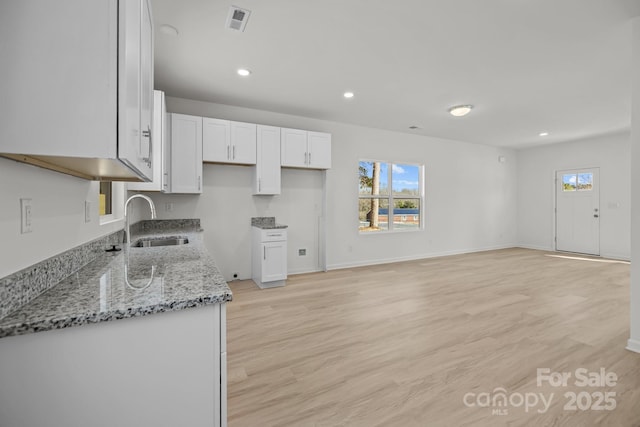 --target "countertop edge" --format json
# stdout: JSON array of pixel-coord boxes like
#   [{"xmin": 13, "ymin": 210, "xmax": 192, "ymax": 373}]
[{"xmin": 0, "ymin": 292, "xmax": 233, "ymax": 339}]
